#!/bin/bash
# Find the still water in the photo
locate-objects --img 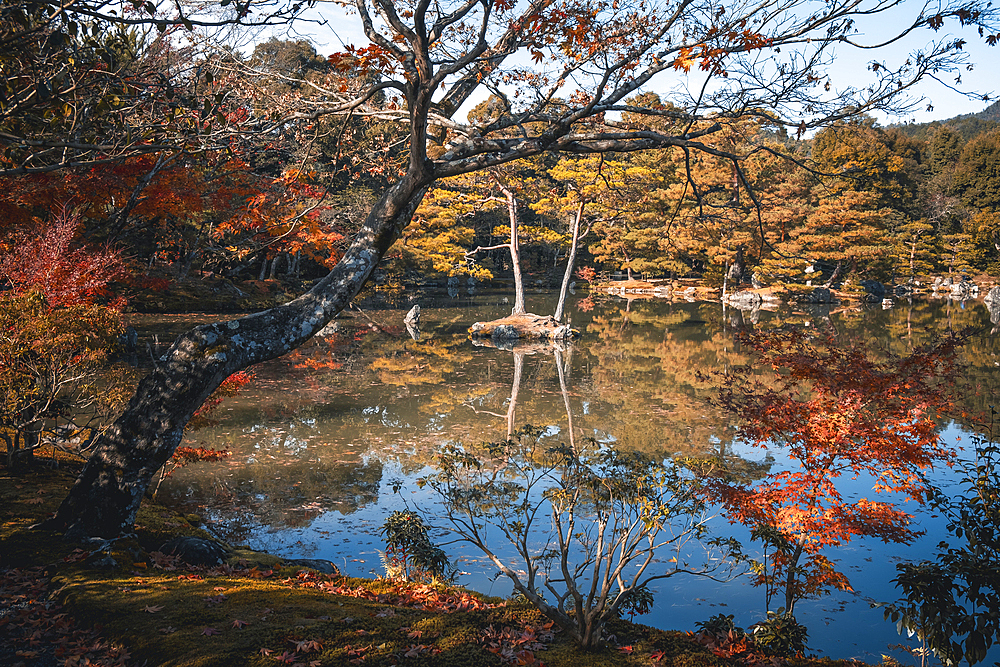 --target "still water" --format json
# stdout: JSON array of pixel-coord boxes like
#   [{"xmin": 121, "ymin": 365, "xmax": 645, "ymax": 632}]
[{"xmin": 140, "ymin": 287, "xmax": 1000, "ymax": 663}]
